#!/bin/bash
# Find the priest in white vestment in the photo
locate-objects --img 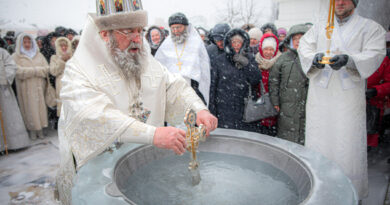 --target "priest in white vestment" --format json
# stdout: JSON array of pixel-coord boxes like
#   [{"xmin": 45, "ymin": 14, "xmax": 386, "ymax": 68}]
[
  {"xmin": 155, "ymin": 12, "xmax": 210, "ymax": 105},
  {"xmin": 298, "ymin": 0, "xmax": 386, "ymax": 200},
  {"xmin": 0, "ymin": 47, "xmax": 30, "ymax": 151},
  {"xmin": 55, "ymin": 4, "xmax": 217, "ymax": 204}
]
